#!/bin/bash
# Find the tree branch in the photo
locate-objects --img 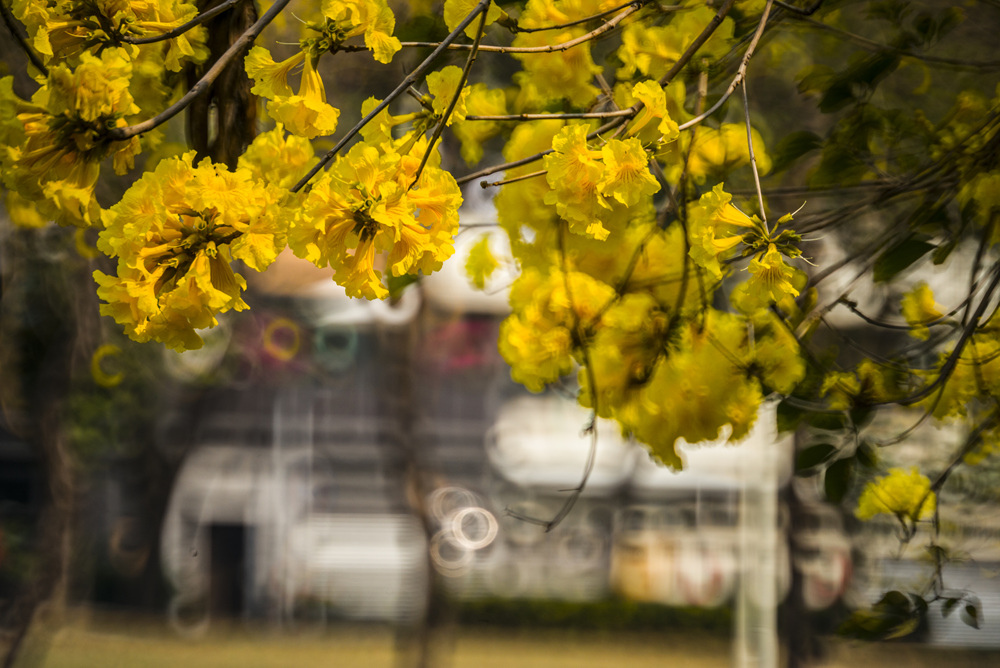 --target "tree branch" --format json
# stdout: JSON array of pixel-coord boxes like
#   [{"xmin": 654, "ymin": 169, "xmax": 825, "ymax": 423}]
[{"xmin": 106, "ymin": 0, "xmax": 292, "ymax": 141}]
